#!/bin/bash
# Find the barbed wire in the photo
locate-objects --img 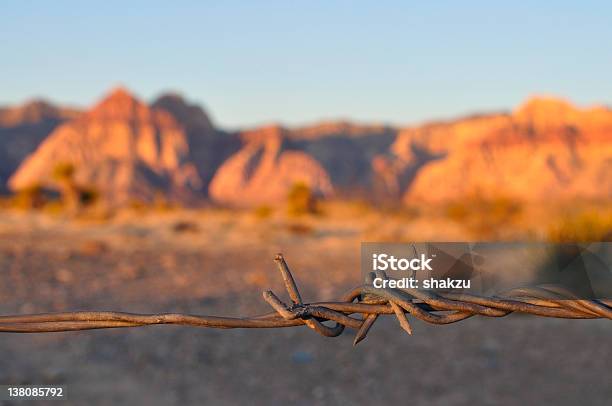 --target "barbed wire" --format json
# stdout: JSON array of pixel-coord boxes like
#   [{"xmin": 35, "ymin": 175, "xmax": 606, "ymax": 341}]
[{"xmin": 1, "ymin": 254, "xmax": 610, "ymax": 346}]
